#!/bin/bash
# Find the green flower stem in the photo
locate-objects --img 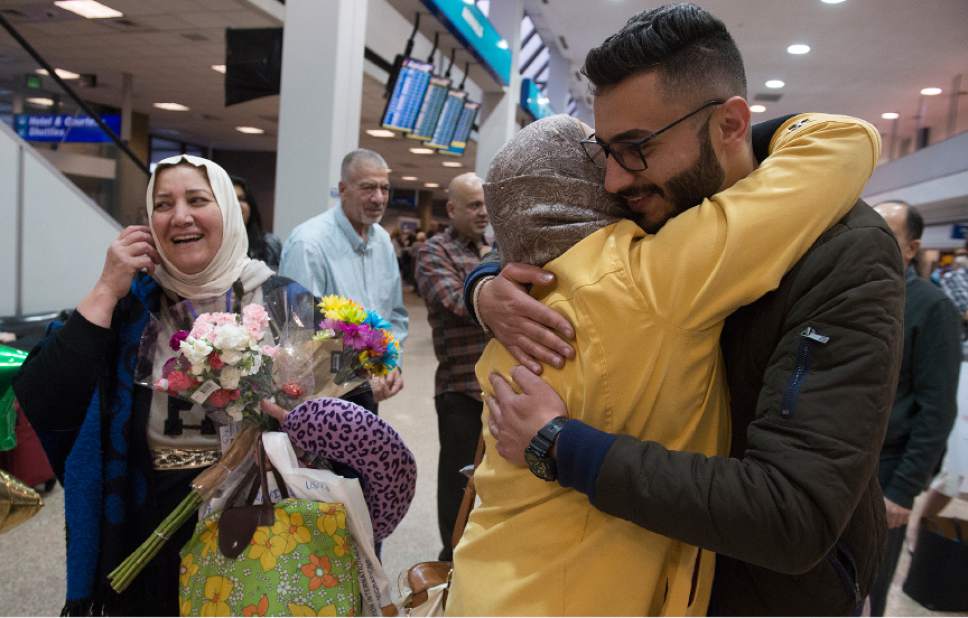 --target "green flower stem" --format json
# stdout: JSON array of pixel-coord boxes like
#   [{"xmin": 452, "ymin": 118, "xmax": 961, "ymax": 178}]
[{"xmin": 108, "ymin": 491, "xmax": 203, "ymax": 592}]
